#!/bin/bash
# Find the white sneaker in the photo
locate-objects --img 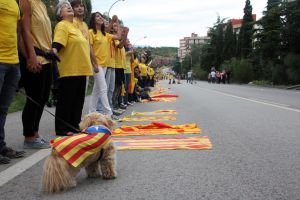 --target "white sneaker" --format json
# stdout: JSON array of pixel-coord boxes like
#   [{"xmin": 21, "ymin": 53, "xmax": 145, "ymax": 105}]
[{"xmin": 111, "ymin": 115, "xmax": 122, "ymax": 122}]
